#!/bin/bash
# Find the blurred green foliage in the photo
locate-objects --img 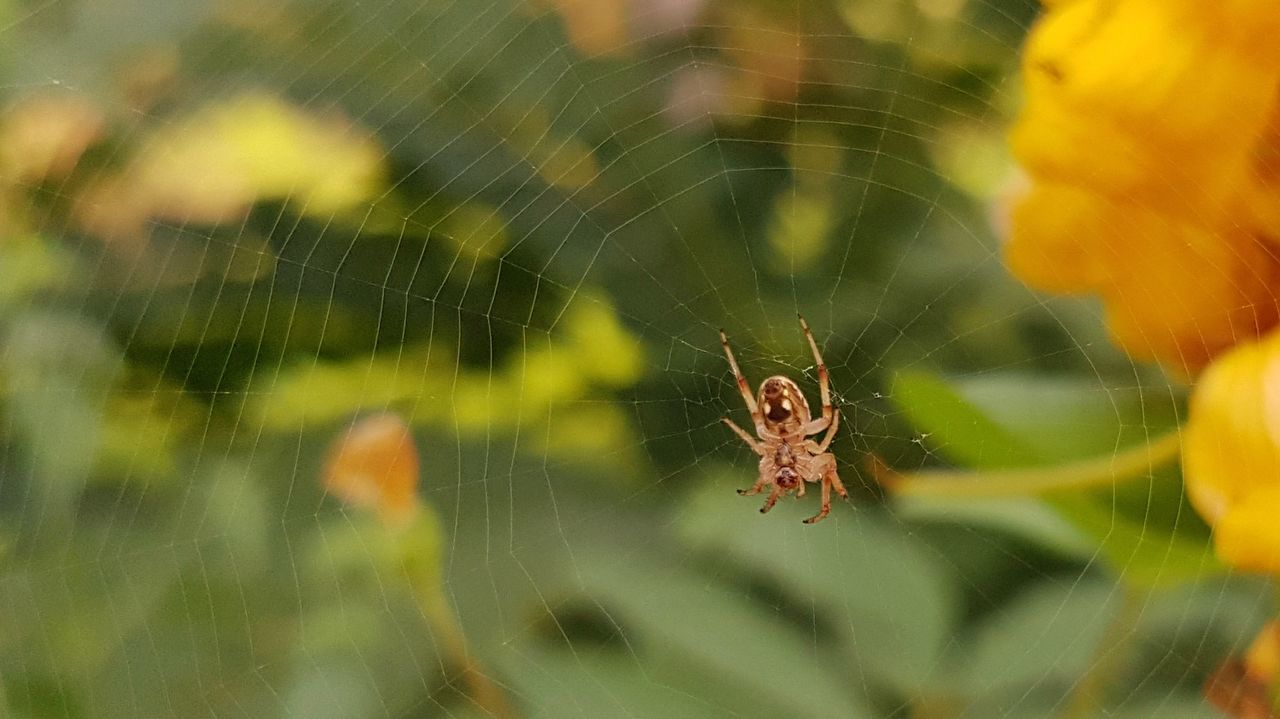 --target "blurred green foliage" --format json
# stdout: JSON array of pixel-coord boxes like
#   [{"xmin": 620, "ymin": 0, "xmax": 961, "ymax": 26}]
[{"xmin": 0, "ymin": 0, "xmax": 1268, "ymax": 717}]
